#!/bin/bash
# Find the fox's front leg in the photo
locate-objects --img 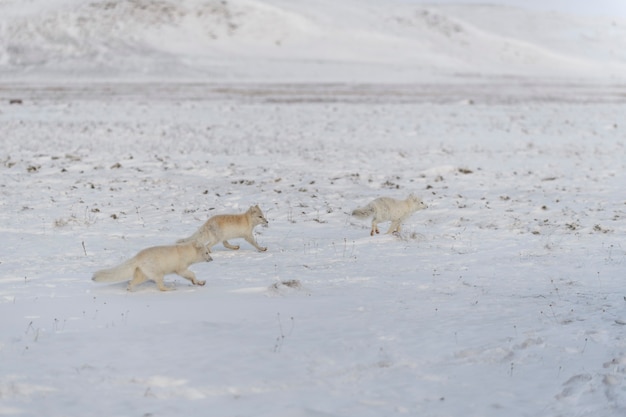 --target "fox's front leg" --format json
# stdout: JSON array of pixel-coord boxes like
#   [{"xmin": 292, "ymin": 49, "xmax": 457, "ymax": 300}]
[
  {"xmin": 154, "ymin": 275, "xmax": 175, "ymax": 291},
  {"xmin": 245, "ymin": 234, "xmax": 267, "ymax": 252},
  {"xmin": 387, "ymin": 221, "xmax": 401, "ymax": 234},
  {"xmin": 177, "ymin": 269, "xmax": 206, "ymax": 286}
]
